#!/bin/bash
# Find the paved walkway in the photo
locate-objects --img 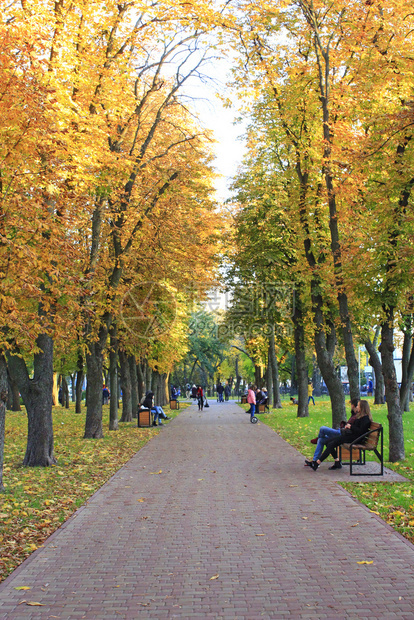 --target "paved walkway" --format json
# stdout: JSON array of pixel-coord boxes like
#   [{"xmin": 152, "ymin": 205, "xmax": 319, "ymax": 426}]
[{"xmin": 0, "ymin": 401, "xmax": 413, "ymax": 619}]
